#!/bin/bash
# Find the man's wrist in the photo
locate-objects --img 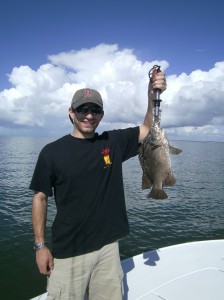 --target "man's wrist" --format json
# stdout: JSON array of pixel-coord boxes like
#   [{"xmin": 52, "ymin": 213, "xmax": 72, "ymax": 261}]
[{"xmin": 33, "ymin": 241, "xmax": 47, "ymax": 251}]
